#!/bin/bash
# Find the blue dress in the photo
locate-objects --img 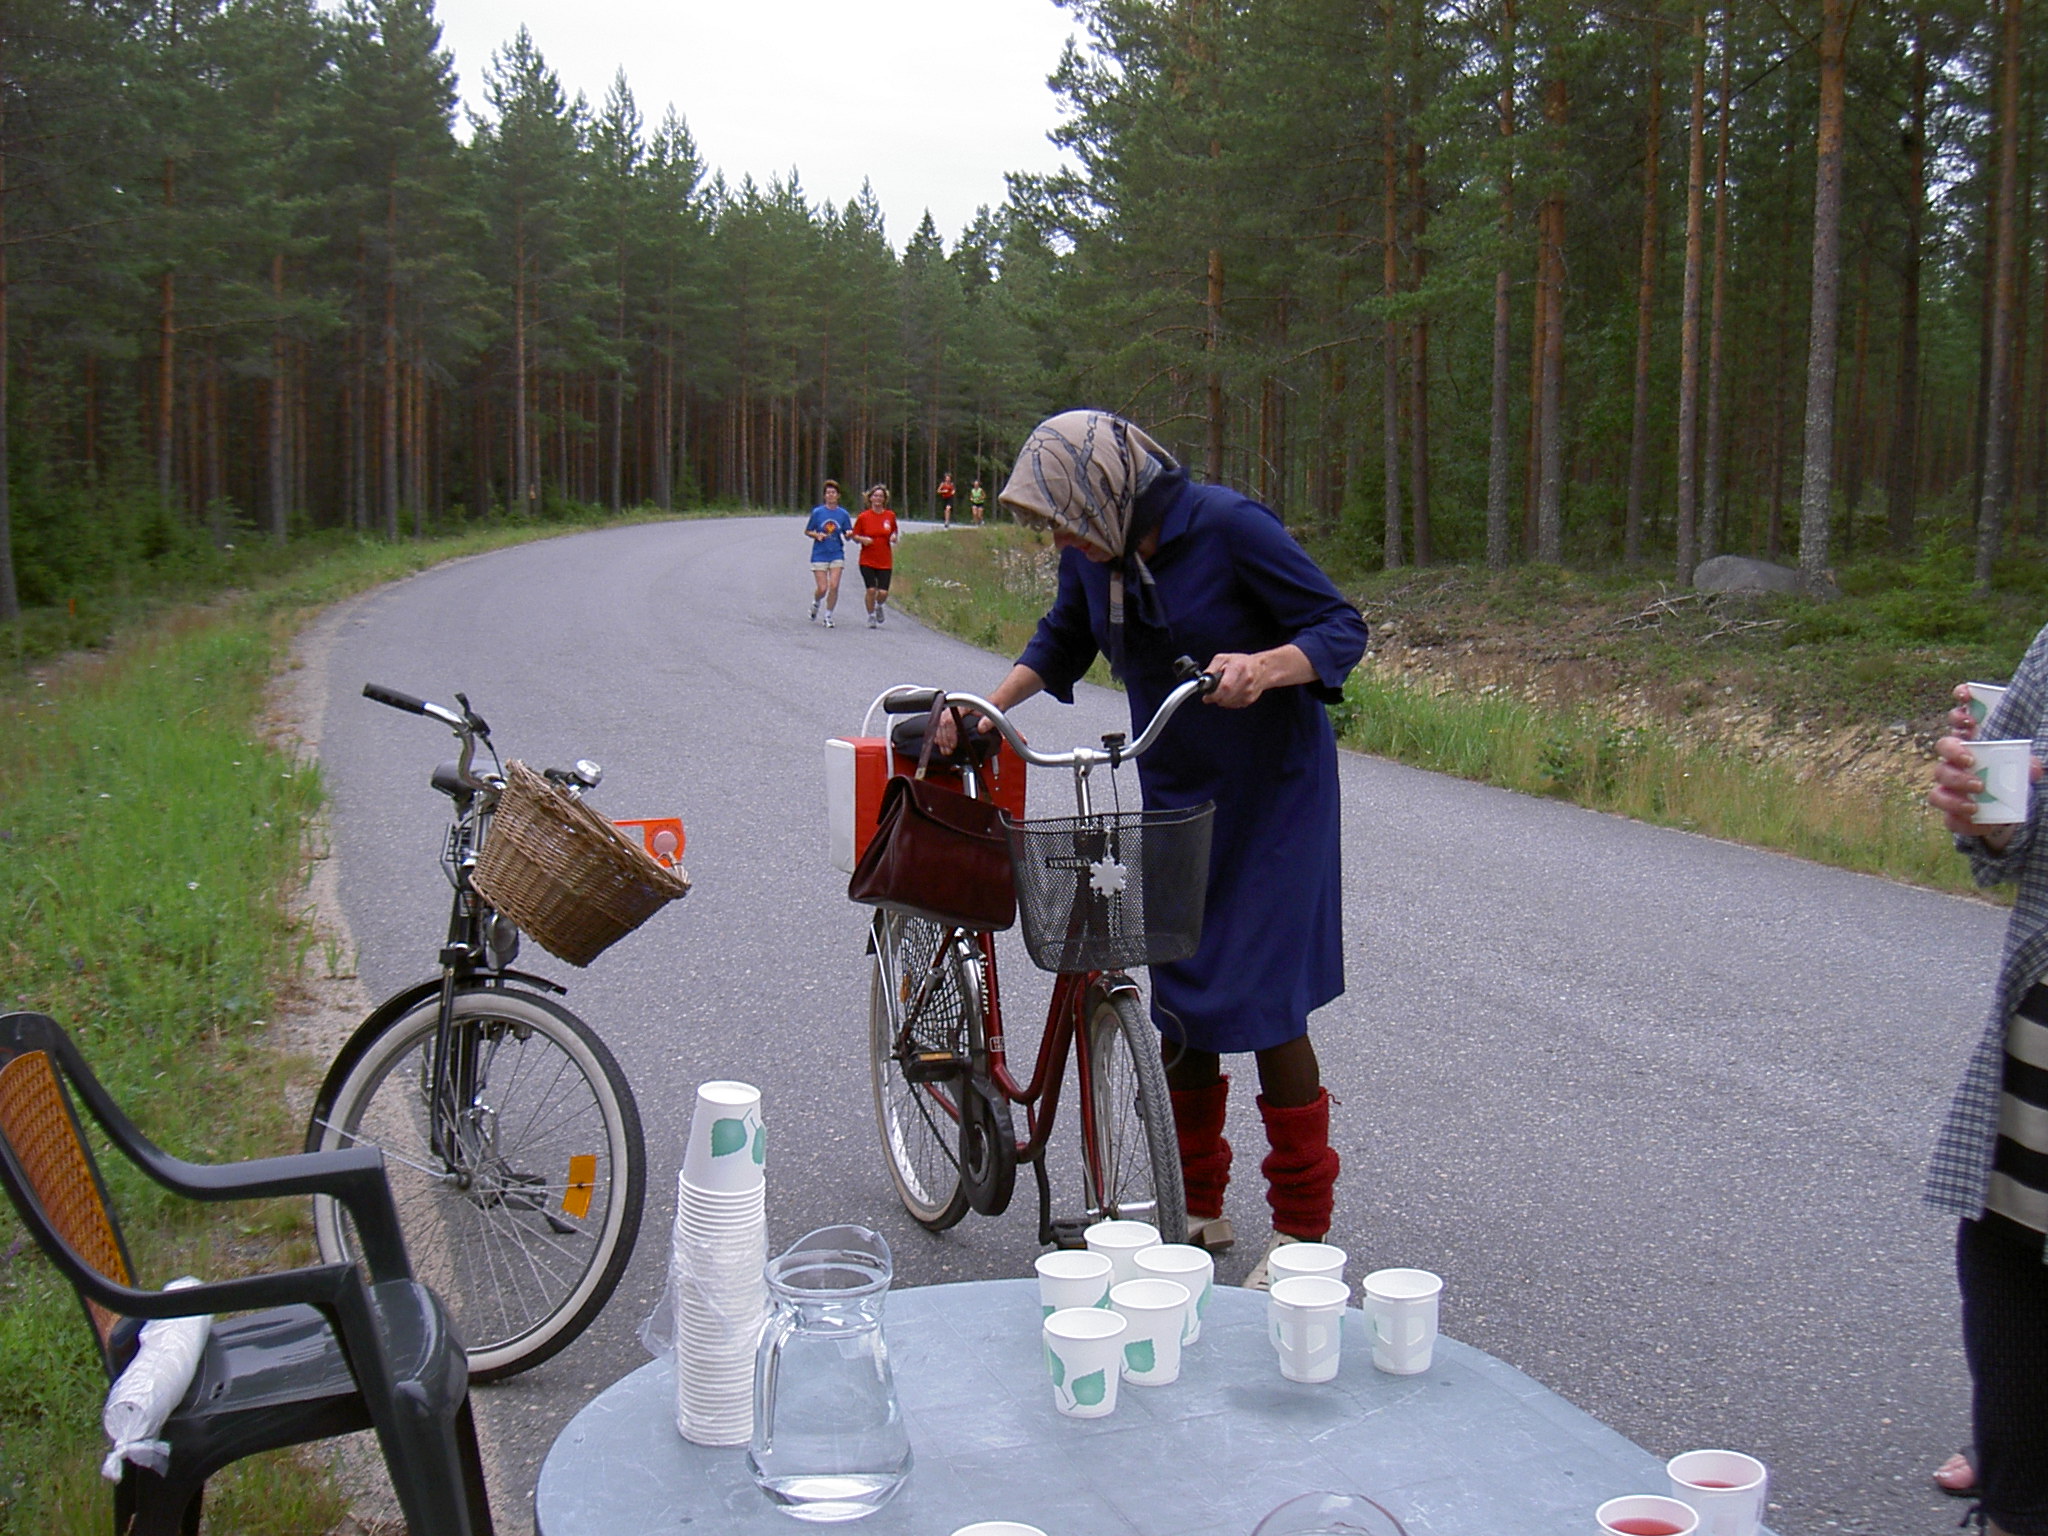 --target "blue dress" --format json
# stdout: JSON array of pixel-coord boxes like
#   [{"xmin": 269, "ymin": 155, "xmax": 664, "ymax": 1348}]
[{"xmin": 1017, "ymin": 477, "xmax": 1370, "ymax": 1053}]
